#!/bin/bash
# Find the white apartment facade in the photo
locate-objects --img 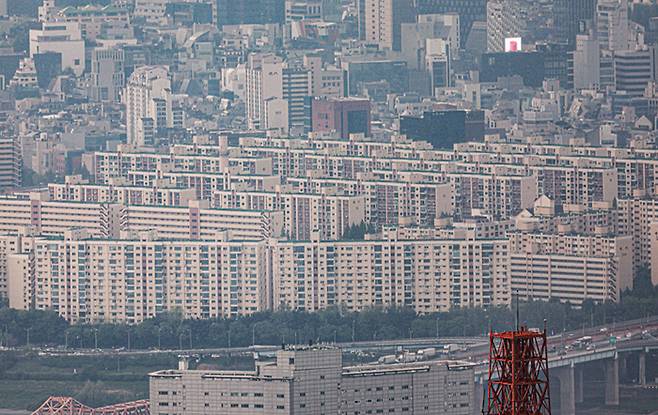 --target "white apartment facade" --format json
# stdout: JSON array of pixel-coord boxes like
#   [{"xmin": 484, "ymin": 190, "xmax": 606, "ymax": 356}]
[
  {"xmin": 271, "ymin": 238, "xmax": 510, "ymax": 314},
  {"xmin": 214, "ymin": 190, "xmax": 366, "ymax": 240},
  {"xmin": 509, "ymin": 231, "xmax": 633, "ymax": 304},
  {"xmin": 15, "ymin": 231, "xmax": 271, "ymax": 323}
]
